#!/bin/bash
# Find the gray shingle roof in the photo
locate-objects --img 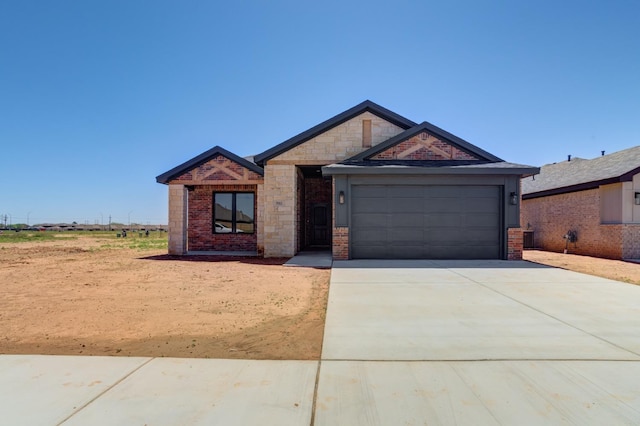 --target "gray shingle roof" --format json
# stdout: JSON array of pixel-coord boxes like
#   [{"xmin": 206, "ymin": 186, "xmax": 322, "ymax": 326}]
[{"xmin": 521, "ymin": 145, "xmax": 640, "ymax": 197}]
